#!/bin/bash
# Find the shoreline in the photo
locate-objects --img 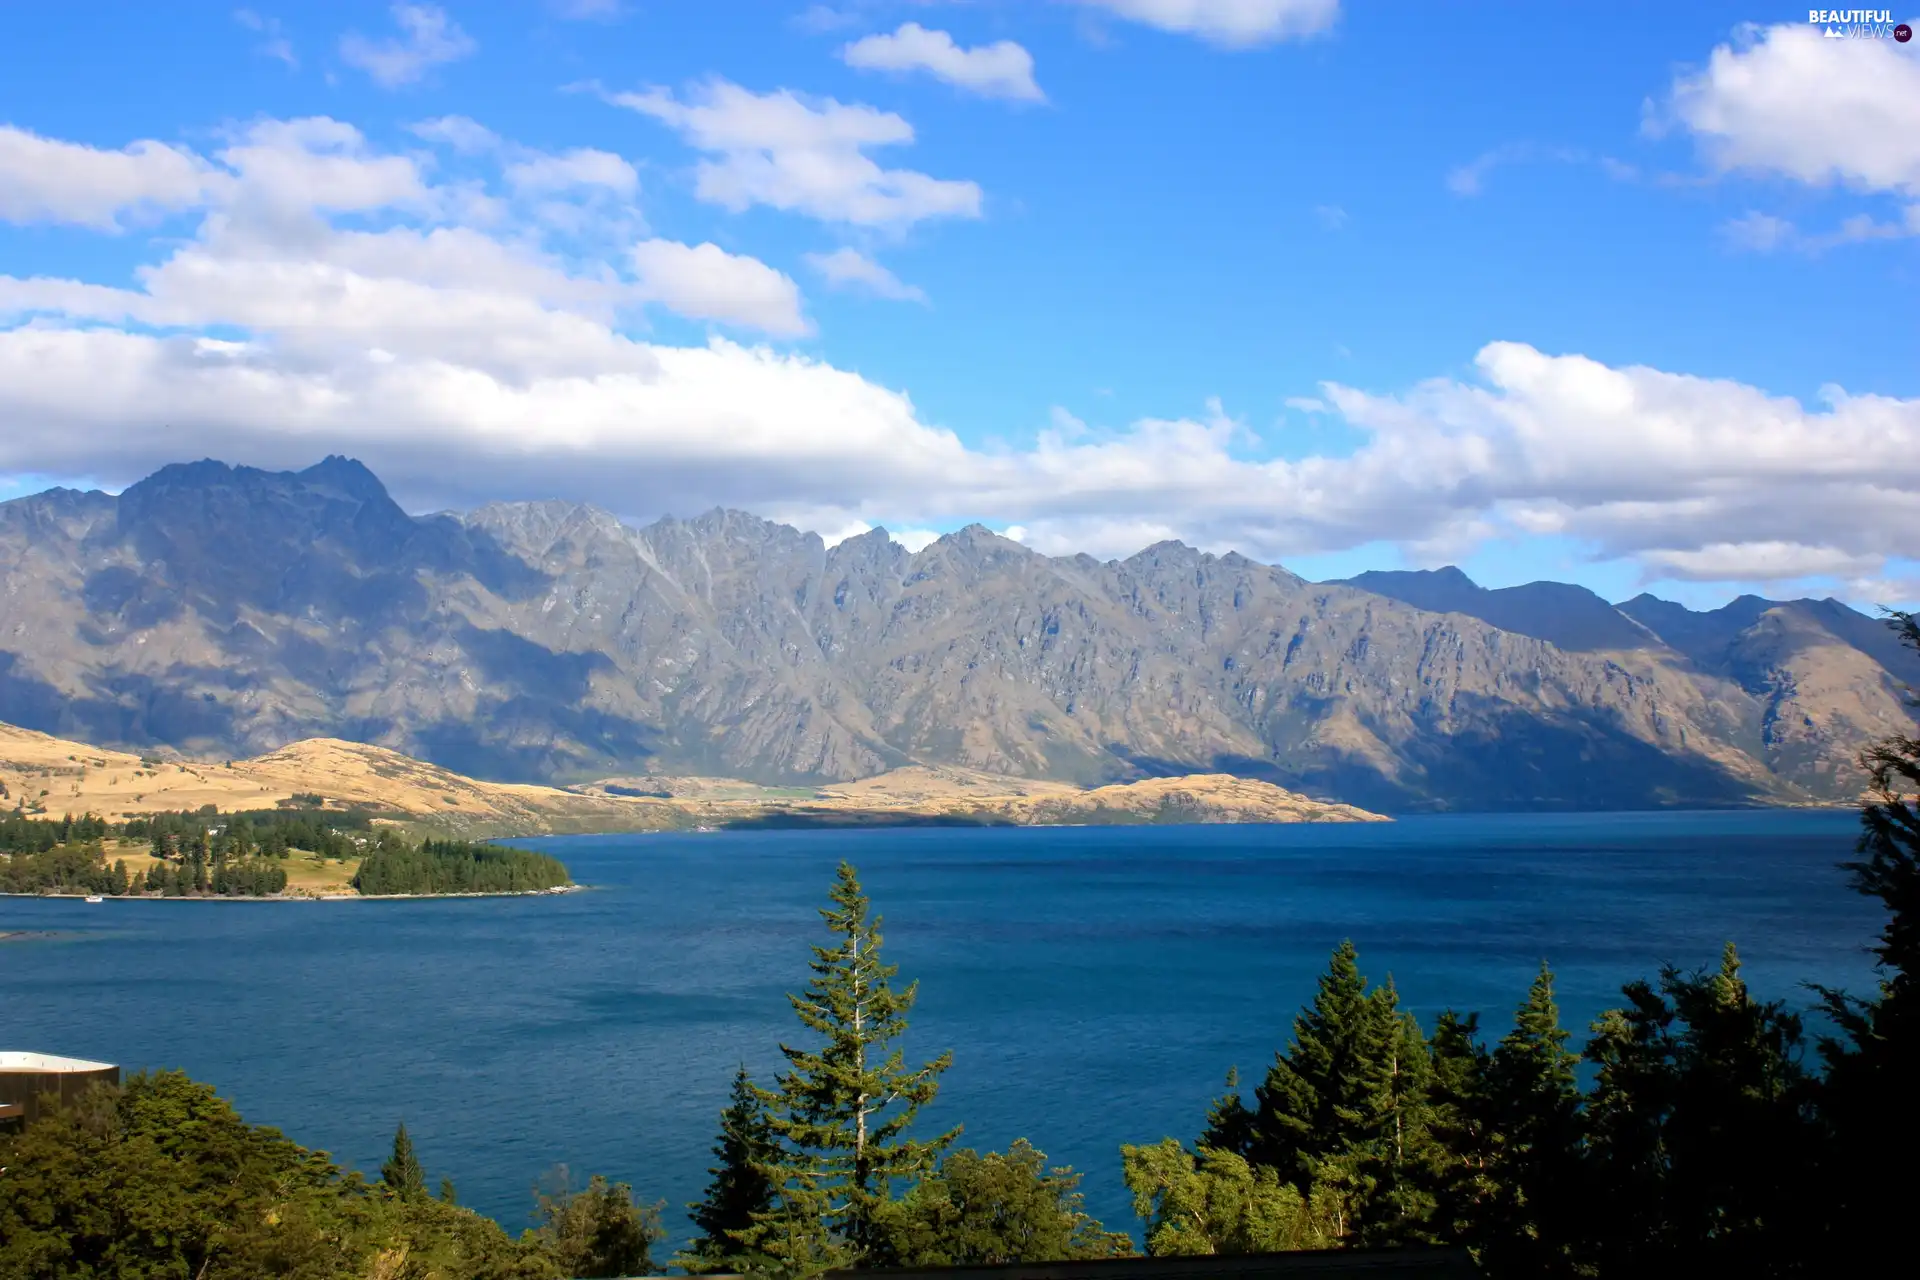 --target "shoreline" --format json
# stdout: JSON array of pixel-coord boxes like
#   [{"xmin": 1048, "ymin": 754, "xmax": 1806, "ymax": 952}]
[{"xmin": 0, "ymin": 884, "xmax": 584, "ymax": 903}]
